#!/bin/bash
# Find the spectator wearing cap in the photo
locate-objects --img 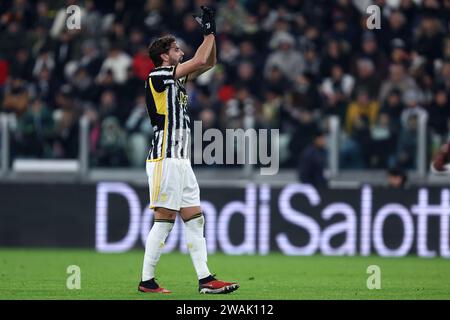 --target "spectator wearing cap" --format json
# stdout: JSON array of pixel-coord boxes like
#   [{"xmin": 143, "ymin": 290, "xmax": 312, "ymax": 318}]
[{"xmin": 265, "ymin": 31, "xmax": 305, "ymax": 82}]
